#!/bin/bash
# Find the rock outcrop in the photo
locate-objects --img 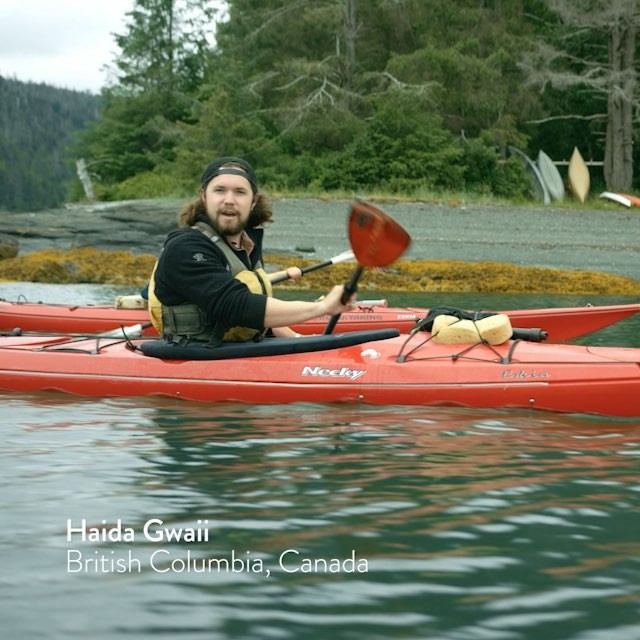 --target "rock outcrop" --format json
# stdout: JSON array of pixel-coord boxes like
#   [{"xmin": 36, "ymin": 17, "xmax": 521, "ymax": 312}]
[
  {"xmin": 0, "ymin": 233, "xmax": 19, "ymax": 259},
  {"xmin": 1, "ymin": 199, "xmax": 181, "ymax": 256}
]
